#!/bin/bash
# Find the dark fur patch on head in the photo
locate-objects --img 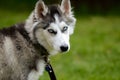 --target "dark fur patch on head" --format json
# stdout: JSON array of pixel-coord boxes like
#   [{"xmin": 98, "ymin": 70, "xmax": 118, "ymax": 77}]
[
  {"xmin": 48, "ymin": 5, "xmax": 62, "ymax": 19},
  {"xmin": 41, "ymin": 5, "xmax": 63, "ymax": 29}
]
